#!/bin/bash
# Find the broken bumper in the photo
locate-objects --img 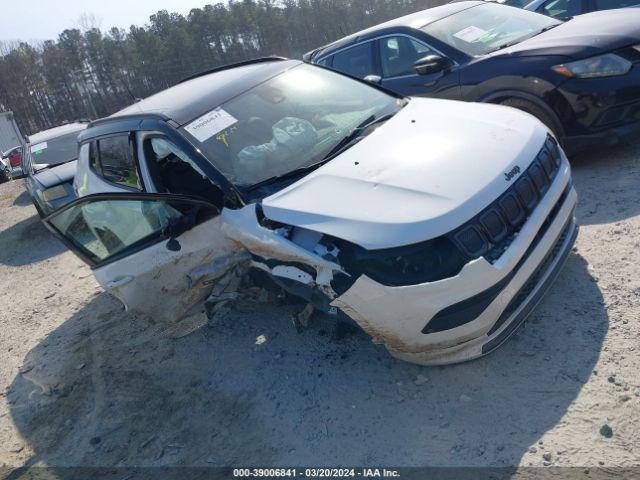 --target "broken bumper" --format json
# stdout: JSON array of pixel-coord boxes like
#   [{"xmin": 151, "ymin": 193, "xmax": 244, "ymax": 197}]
[{"xmin": 332, "ymin": 158, "xmax": 577, "ymax": 366}]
